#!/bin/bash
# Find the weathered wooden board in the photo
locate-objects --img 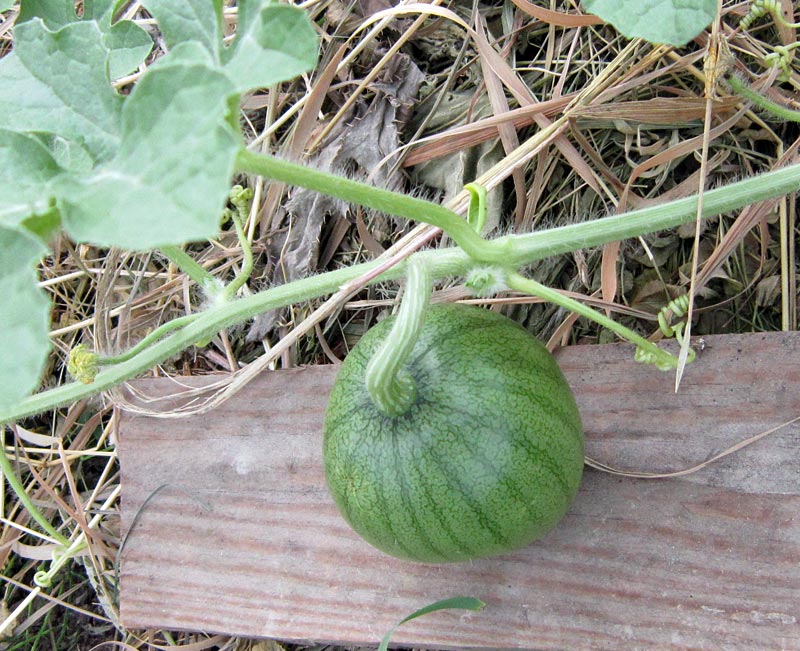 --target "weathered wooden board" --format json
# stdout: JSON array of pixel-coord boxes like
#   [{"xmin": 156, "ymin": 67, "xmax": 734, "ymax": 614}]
[{"xmin": 119, "ymin": 332, "xmax": 800, "ymax": 650}]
